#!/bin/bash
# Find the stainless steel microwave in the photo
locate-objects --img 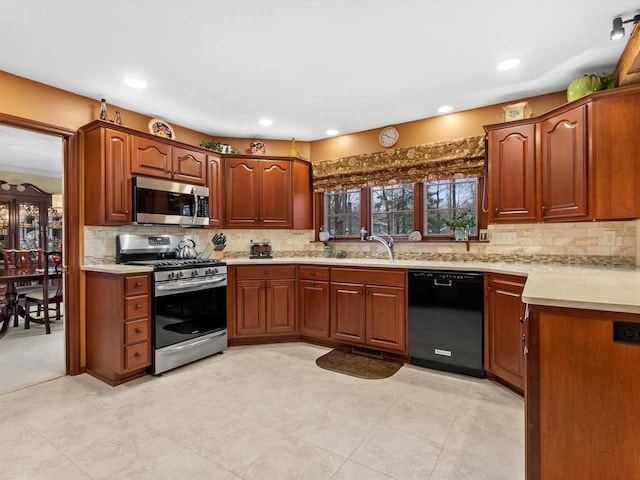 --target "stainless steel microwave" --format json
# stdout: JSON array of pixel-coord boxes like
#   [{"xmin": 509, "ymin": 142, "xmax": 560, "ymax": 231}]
[{"xmin": 132, "ymin": 176, "xmax": 209, "ymax": 226}]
